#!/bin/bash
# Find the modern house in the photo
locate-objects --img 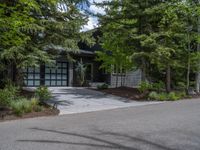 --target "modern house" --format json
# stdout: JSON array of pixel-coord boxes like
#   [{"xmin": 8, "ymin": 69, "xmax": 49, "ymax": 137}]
[{"xmin": 23, "ymin": 29, "xmax": 142, "ymax": 88}]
